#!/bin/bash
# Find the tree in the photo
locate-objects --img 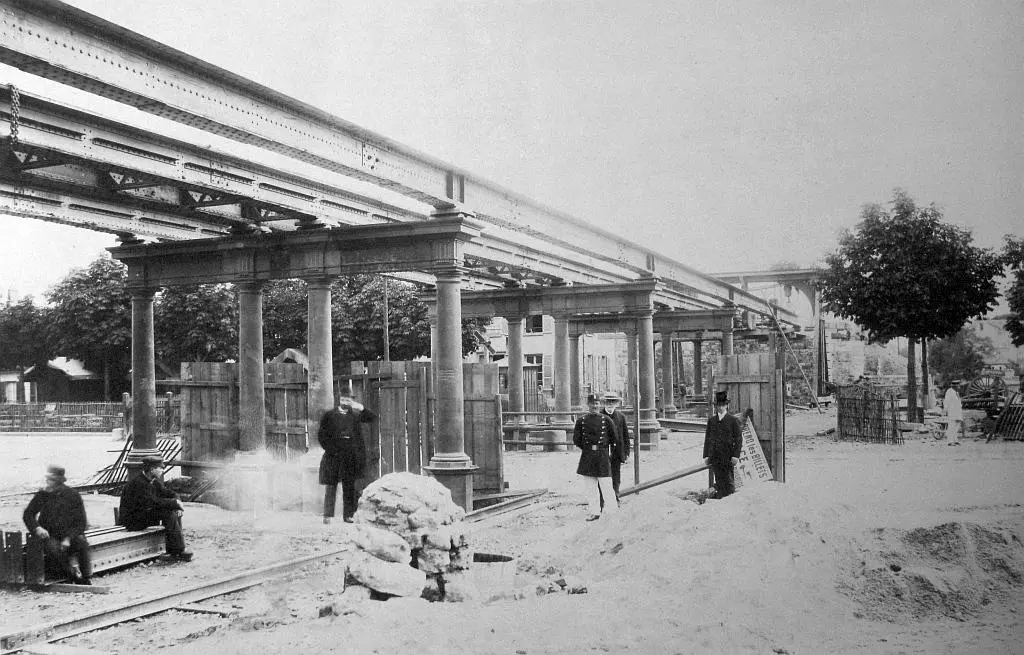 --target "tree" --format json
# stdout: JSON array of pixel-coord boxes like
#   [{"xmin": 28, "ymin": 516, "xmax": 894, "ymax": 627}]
[
  {"xmin": 45, "ymin": 257, "xmax": 132, "ymax": 400},
  {"xmin": 1004, "ymin": 236, "xmax": 1024, "ymax": 347},
  {"xmin": 819, "ymin": 189, "xmax": 1002, "ymax": 420},
  {"xmin": 262, "ymin": 280, "xmax": 308, "ymax": 360},
  {"xmin": 927, "ymin": 326, "xmax": 995, "ymax": 388},
  {"xmin": 154, "ymin": 284, "xmax": 238, "ymax": 371},
  {"xmin": 0, "ymin": 296, "xmax": 53, "ymax": 370}
]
